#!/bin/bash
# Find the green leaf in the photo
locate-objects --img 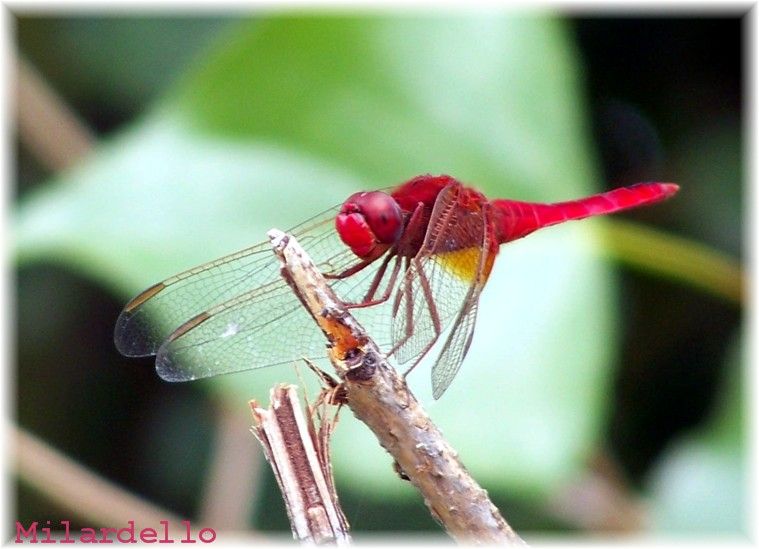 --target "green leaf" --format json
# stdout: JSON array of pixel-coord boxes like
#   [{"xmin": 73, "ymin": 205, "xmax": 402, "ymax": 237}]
[
  {"xmin": 16, "ymin": 15, "xmax": 613, "ymax": 500},
  {"xmin": 169, "ymin": 16, "xmax": 594, "ymax": 200}
]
